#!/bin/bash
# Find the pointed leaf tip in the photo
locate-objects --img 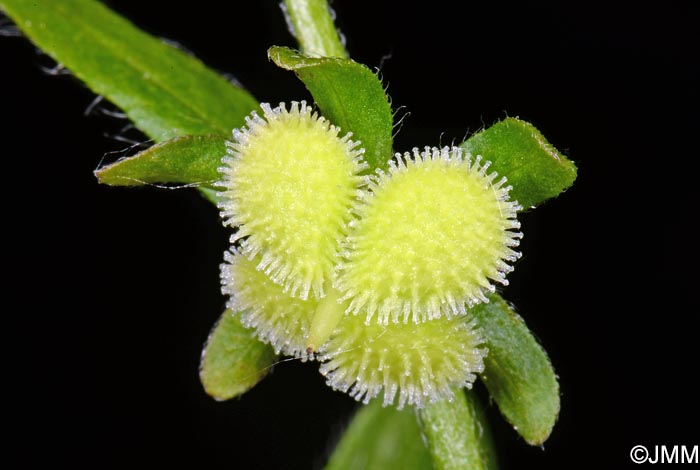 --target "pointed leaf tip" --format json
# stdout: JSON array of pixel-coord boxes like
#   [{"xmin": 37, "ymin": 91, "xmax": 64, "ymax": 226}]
[{"xmin": 96, "ymin": 134, "xmax": 227, "ymax": 189}]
